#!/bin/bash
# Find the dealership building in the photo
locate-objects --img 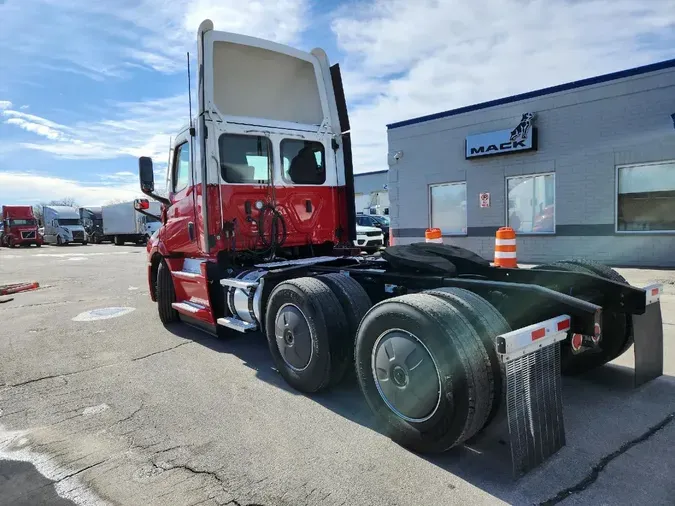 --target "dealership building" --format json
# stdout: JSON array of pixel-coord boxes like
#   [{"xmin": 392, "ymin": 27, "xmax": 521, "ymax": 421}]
[{"xmin": 385, "ymin": 58, "xmax": 675, "ymax": 267}]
